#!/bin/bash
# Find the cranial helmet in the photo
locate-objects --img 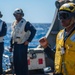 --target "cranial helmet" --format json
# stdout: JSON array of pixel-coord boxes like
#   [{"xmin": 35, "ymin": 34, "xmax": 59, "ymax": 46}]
[
  {"xmin": 58, "ymin": 3, "xmax": 75, "ymax": 20},
  {"xmin": 0, "ymin": 11, "xmax": 3, "ymax": 18},
  {"xmin": 58, "ymin": 3, "xmax": 75, "ymax": 28},
  {"xmin": 13, "ymin": 8, "xmax": 24, "ymax": 17},
  {"xmin": 59, "ymin": 3, "xmax": 75, "ymax": 13}
]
